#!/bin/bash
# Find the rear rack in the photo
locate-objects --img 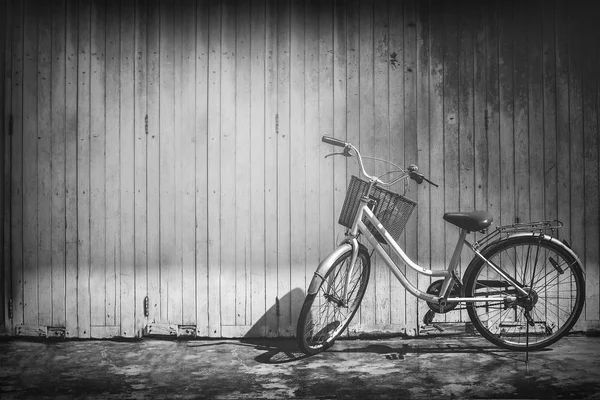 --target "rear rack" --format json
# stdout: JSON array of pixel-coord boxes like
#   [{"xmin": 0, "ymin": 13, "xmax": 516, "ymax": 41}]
[{"xmin": 475, "ymin": 220, "xmax": 563, "ymax": 249}]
